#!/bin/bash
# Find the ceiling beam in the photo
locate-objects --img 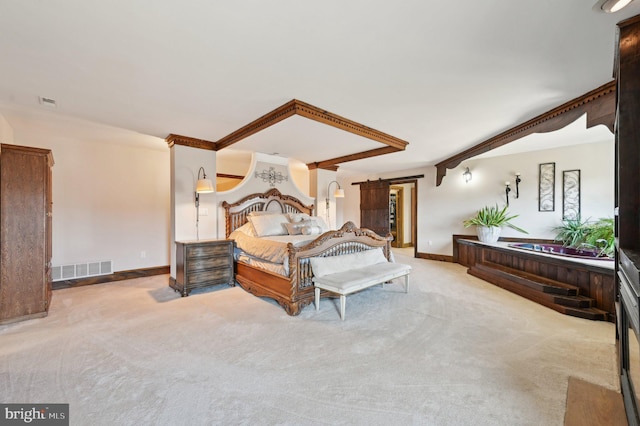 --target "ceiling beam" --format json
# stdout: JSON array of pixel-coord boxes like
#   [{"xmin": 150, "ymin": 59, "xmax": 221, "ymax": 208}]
[
  {"xmin": 292, "ymin": 99, "xmax": 408, "ymax": 150},
  {"xmin": 215, "ymin": 100, "xmax": 298, "ymax": 151},
  {"xmin": 307, "ymin": 146, "xmax": 399, "ymax": 170},
  {"xmin": 166, "ymin": 99, "xmax": 409, "ymax": 169},
  {"xmin": 434, "ymin": 80, "xmax": 616, "ymax": 186},
  {"xmin": 165, "ymin": 134, "xmax": 217, "ymax": 150}
]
